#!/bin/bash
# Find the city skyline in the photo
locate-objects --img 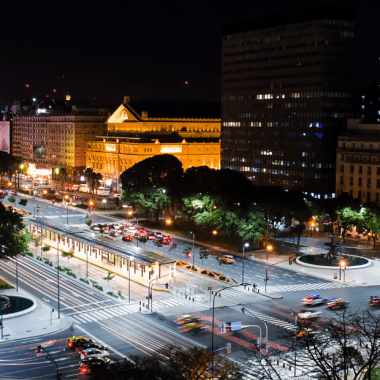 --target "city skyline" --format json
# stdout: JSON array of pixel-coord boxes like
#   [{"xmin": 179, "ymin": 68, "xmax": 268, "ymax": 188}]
[{"xmin": 1, "ymin": 0, "xmax": 379, "ymax": 109}]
